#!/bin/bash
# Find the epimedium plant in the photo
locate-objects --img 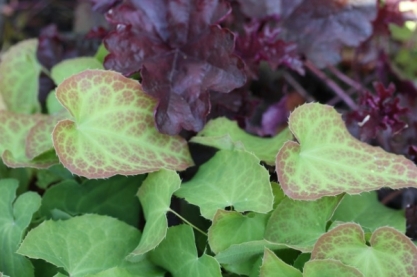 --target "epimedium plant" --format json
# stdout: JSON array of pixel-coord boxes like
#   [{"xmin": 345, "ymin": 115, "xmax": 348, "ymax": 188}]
[{"xmin": 1, "ymin": 0, "xmax": 417, "ymax": 277}]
